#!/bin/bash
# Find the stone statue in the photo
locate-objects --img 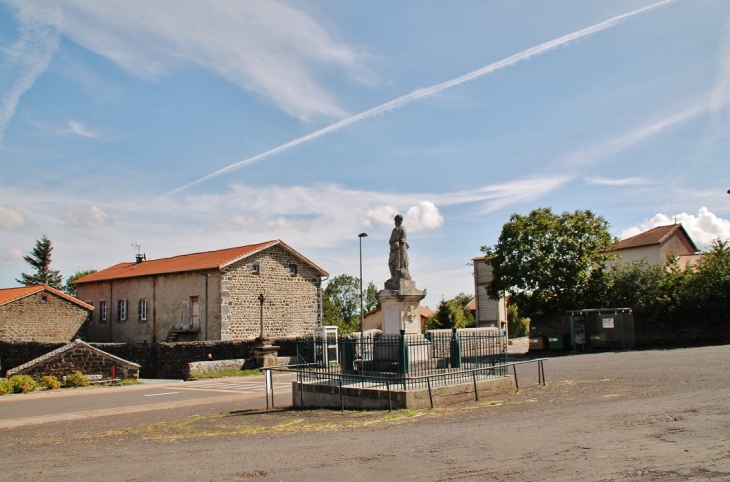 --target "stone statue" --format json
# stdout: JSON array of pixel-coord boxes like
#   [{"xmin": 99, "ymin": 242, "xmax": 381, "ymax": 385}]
[{"xmin": 388, "ymin": 214, "xmax": 411, "ymax": 282}]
